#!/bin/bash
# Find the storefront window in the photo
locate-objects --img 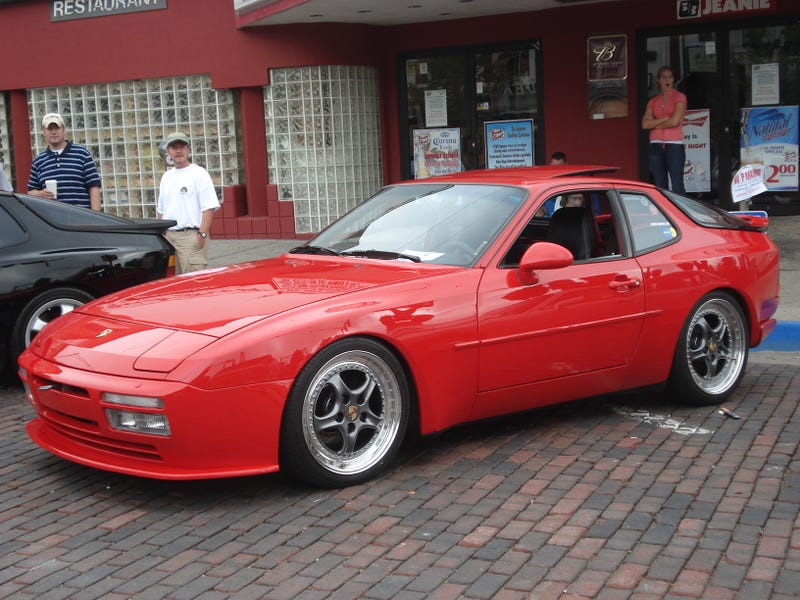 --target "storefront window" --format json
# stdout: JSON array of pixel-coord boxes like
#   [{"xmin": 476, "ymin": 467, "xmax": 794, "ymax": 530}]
[
  {"xmin": 729, "ymin": 25, "xmax": 800, "ymax": 213},
  {"xmin": 643, "ymin": 20, "xmax": 800, "ymax": 212},
  {"xmin": 264, "ymin": 65, "xmax": 383, "ymax": 233},
  {"xmin": 27, "ymin": 75, "xmax": 240, "ymax": 219},
  {"xmin": 729, "ymin": 26, "xmax": 800, "ymax": 109},
  {"xmin": 401, "ymin": 42, "xmax": 542, "ymax": 179}
]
